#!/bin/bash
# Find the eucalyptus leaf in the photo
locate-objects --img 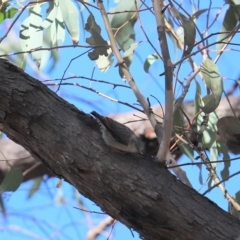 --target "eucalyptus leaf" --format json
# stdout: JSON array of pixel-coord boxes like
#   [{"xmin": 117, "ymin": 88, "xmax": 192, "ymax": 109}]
[
  {"xmin": 58, "ymin": 0, "xmax": 80, "ymax": 44},
  {"xmin": 217, "ymin": 5, "xmax": 240, "ymax": 52},
  {"xmin": 0, "ymin": 7, "xmax": 18, "ymax": 23},
  {"xmin": 0, "ymin": 194, "xmax": 6, "ymax": 217},
  {"xmin": 29, "ymin": 4, "xmax": 43, "ymax": 68},
  {"xmin": 110, "ymin": 0, "xmax": 140, "ymax": 77},
  {"xmin": 226, "ymin": 0, "xmax": 240, "ymax": 5},
  {"xmin": 202, "ymin": 112, "xmax": 218, "ymax": 149},
  {"xmin": 96, "ymin": 44, "xmax": 114, "ymax": 72},
  {"xmin": 200, "ymin": 58, "xmax": 223, "ymax": 113},
  {"xmin": 0, "ymin": 165, "xmax": 23, "ymax": 192},
  {"xmin": 55, "ymin": 5, "xmax": 65, "ymax": 44},
  {"xmin": 228, "ymin": 190, "xmax": 240, "ymax": 218},
  {"xmin": 19, "ymin": 16, "xmax": 31, "ymax": 51},
  {"xmin": 41, "ymin": 2, "xmax": 57, "ymax": 29},
  {"xmin": 111, "ymin": 0, "xmax": 139, "ymax": 51},
  {"xmin": 173, "ymin": 104, "xmax": 194, "ymax": 161},
  {"xmin": 85, "ymin": 13, "xmax": 109, "ymax": 60},
  {"xmin": 123, "ymin": 42, "xmax": 139, "ymax": 58},
  {"xmin": 194, "ymin": 81, "xmax": 202, "ymax": 114},
  {"xmin": 179, "ymin": 13, "xmax": 196, "ymax": 56},
  {"xmin": 44, "ymin": 20, "xmax": 60, "ymax": 71},
  {"xmin": 171, "ymin": 5, "xmax": 196, "ymax": 56},
  {"xmin": 144, "ymin": 53, "xmax": 160, "ymax": 73},
  {"xmin": 191, "ymin": 9, "xmax": 208, "ymax": 20},
  {"xmin": 218, "ymin": 141, "xmax": 230, "ymax": 181},
  {"xmin": 28, "ymin": 177, "xmax": 42, "ymax": 198}
]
